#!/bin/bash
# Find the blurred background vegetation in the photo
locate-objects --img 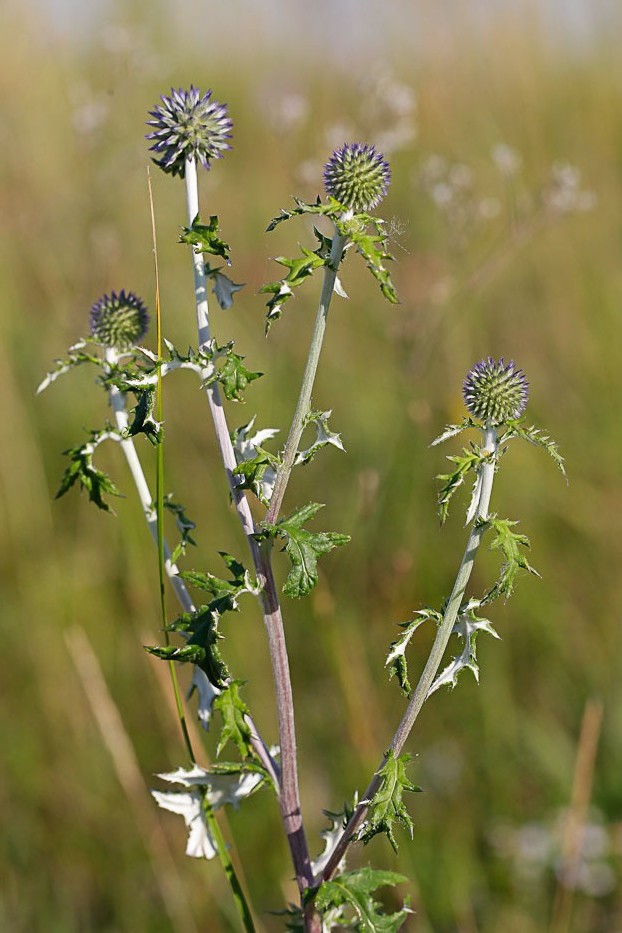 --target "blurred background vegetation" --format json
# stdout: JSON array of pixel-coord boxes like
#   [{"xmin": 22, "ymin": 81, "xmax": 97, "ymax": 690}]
[{"xmin": 1, "ymin": 1, "xmax": 622, "ymax": 930}]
